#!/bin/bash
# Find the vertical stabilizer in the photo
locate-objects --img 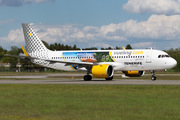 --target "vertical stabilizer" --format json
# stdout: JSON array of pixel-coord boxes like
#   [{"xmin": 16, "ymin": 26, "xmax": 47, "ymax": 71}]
[{"xmin": 22, "ymin": 23, "xmax": 48, "ymax": 53}]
